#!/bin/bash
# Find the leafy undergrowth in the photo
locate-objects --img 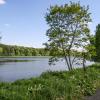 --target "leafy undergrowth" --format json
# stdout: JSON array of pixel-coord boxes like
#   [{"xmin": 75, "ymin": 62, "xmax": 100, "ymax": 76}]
[{"xmin": 0, "ymin": 64, "xmax": 100, "ymax": 100}]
